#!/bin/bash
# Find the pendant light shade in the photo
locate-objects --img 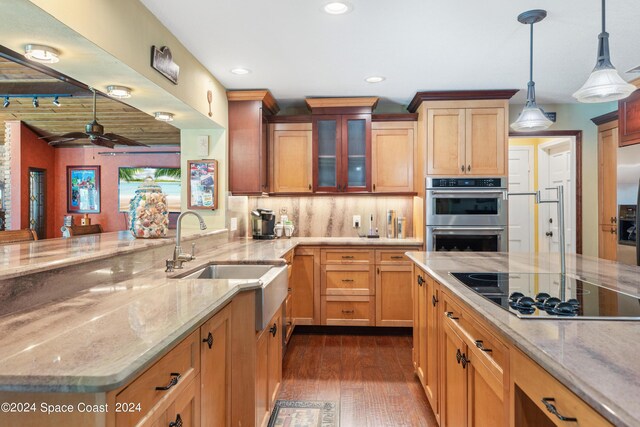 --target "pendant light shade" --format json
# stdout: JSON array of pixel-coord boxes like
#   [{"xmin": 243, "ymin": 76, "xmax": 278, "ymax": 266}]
[
  {"xmin": 573, "ymin": 1, "xmax": 635, "ymax": 103},
  {"xmin": 511, "ymin": 10, "xmax": 552, "ymax": 132}
]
